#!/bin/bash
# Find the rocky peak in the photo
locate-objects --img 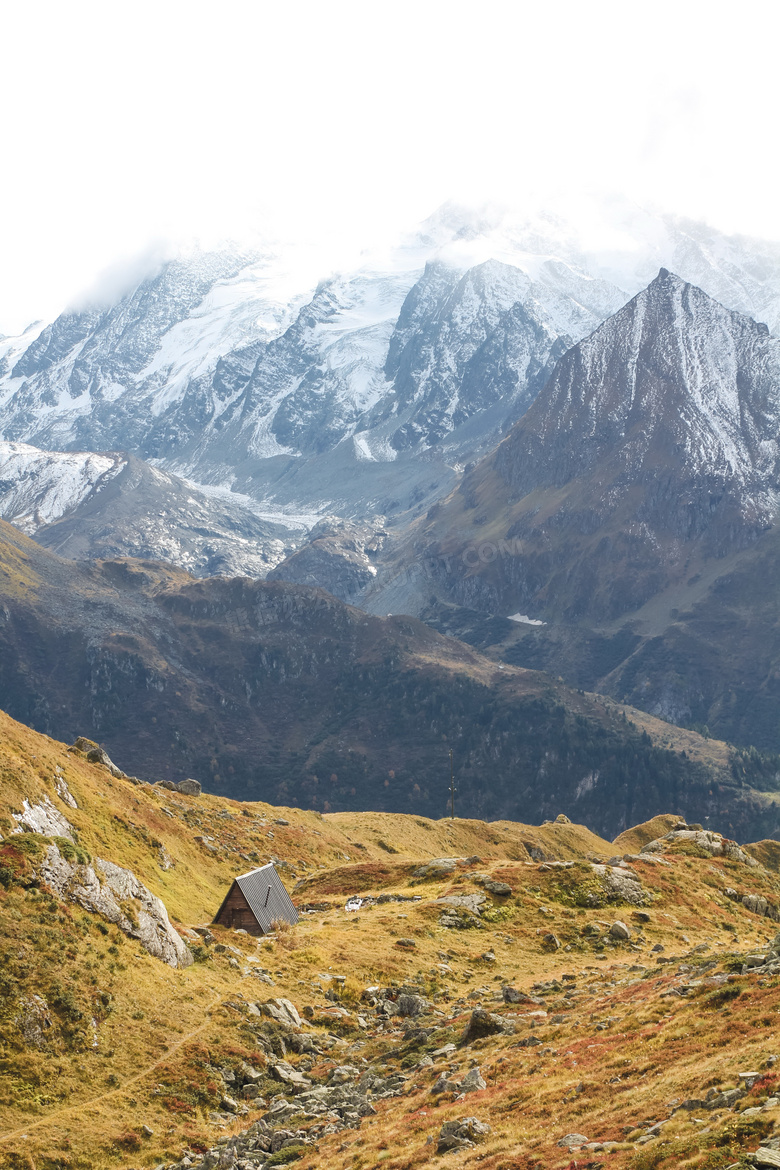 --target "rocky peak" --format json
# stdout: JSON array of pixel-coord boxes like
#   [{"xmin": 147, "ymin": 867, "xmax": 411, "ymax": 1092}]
[{"xmin": 495, "ymin": 269, "xmax": 780, "ymax": 544}]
